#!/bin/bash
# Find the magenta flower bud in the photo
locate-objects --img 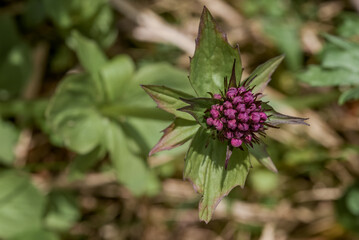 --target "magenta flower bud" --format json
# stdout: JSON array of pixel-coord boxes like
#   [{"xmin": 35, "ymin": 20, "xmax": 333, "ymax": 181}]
[
  {"xmin": 213, "ymin": 94, "xmax": 222, "ymax": 100},
  {"xmin": 251, "ymin": 112, "xmax": 261, "ymax": 123},
  {"xmin": 232, "ymin": 96, "xmax": 243, "ymax": 105},
  {"xmin": 210, "ymin": 109, "xmax": 220, "ymax": 119},
  {"xmin": 238, "ymin": 123, "xmax": 249, "ymax": 131},
  {"xmin": 243, "ymin": 92, "xmax": 254, "ymax": 103},
  {"xmin": 231, "ymin": 138, "xmax": 242, "ymax": 147},
  {"xmin": 251, "ymin": 124, "xmax": 261, "ymax": 131},
  {"xmin": 213, "ymin": 119, "xmax": 223, "ymax": 131},
  {"xmin": 220, "ymin": 117, "xmax": 227, "ymax": 124},
  {"xmin": 245, "ymin": 135, "xmax": 252, "ymax": 142},
  {"xmin": 238, "ymin": 112, "xmax": 249, "ymax": 122},
  {"xmin": 206, "ymin": 117, "xmax": 214, "ymax": 126},
  {"xmin": 237, "ymin": 86, "xmax": 246, "ymax": 93},
  {"xmin": 228, "ymin": 119, "xmax": 237, "ymax": 130},
  {"xmin": 259, "ymin": 112, "xmax": 267, "ymax": 121},
  {"xmin": 224, "ymin": 131, "xmax": 233, "ymax": 139},
  {"xmin": 235, "ymin": 131, "xmax": 243, "ymax": 138},
  {"xmin": 236, "ymin": 103, "xmax": 246, "ymax": 112},
  {"xmin": 226, "ymin": 87, "xmax": 238, "ymax": 99},
  {"xmin": 248, "ymin": 103, "xmax": 257, "ymax": 112},
  {"xmin": 224, "ymin": 109, "xmax": 237, "ymax": 119},
  {"xmin": 212, "ymin": 104, "xmax": 220, "ymax": 111},
  {"xmin": 223, "ymin": 101, "xmax": 233, "ymax": 109}
]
